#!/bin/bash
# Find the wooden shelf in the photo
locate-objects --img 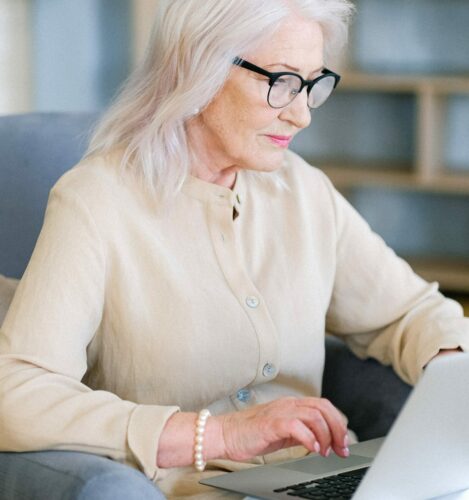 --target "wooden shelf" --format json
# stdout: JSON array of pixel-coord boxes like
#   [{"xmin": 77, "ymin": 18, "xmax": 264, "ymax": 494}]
[
  {"xmin": 315, "ymin": 164, "xmax": 469, "ymax": 294},
  {"xmin": 322, "ymin": 9, "xmax": 469, "ymax": 297},
  {"xmin": 340, "ymin": 72, "xmax": 469, "ymax": 94},
  {"xmin": 405, "ymin": 257, "xmax": 469, "ymax": 293},
  {"xmin": 318, "ymin": 164, "xmax": 469, "ymax": 195}
]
